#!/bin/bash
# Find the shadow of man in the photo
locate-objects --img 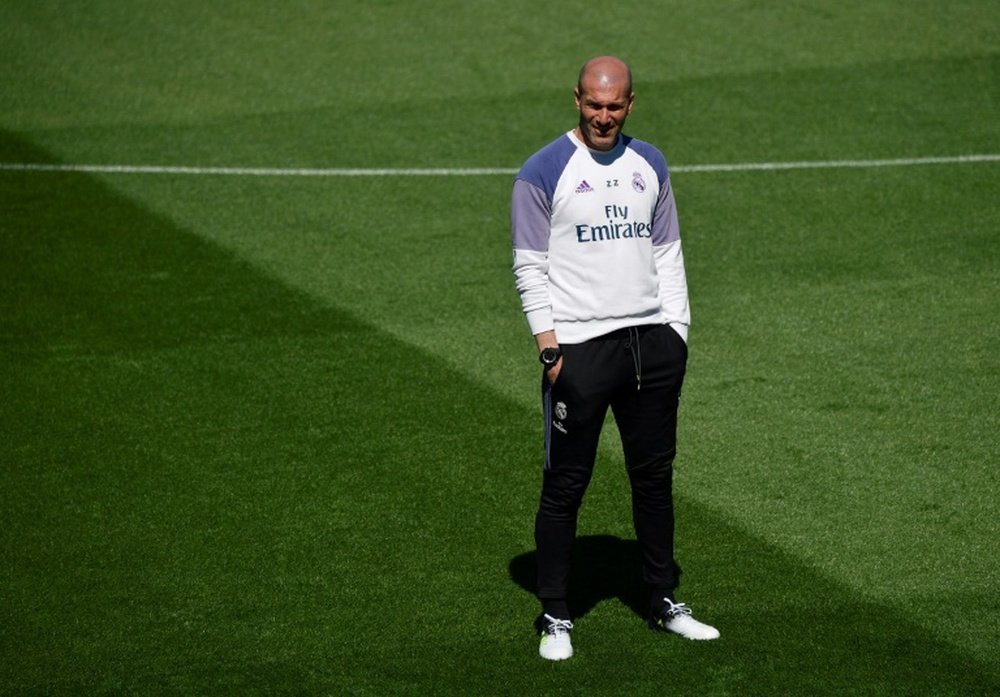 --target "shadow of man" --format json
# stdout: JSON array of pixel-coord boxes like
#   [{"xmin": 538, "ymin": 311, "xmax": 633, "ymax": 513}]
[{"xmin": 509, "ymin": 534, "xmax": 655, "ymax": 622}]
